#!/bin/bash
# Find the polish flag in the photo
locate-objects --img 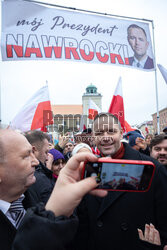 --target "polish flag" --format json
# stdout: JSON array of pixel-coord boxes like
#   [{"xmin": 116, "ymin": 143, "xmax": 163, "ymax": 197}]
[
  {"xmin": 157, "ymin": 64, "xmax": 167, "ymax": 84},
  {"xmin": 108, "ymin": 77, "xmax": 125, "ymax": 130},
  {"xmin": 145, "ymin": 124, "xmax": 149, "ymax": 134},
  {"xmin": 124, "ymin": 120, "xmax": 135, "ymax": 133},
  {"xmin": 88, "ymin": 99, "xmax": 101, "ymax": 120},
  {"xmin": 79, "ymin": 115, "xmax": 86, "ymax": 133},
  {"xmin": 10, "ymin": 85, "xmax": 53, "ymax": 132}
]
